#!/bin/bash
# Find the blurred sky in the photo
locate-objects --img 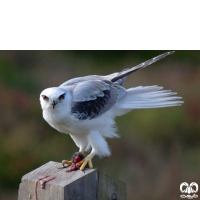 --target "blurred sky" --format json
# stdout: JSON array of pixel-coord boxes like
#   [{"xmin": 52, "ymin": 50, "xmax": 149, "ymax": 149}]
[{"xmin": 0, "ymin": 51, "xmax": 200, "ymax": 200}]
